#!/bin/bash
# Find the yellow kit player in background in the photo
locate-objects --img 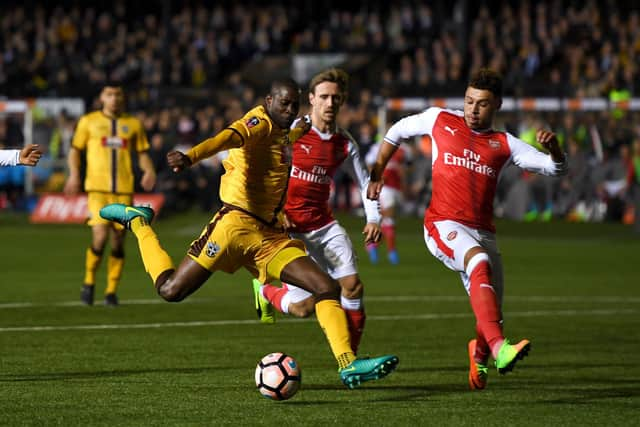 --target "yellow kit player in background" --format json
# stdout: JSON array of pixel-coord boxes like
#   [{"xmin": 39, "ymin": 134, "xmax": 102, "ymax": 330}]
[
  {"xmin": 64, "ymin": 84, "xmax": 156, "ymax": 306},
  {"xmin": 100, "ymin": 78, "xmax": 398, "ymax": 388}
]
